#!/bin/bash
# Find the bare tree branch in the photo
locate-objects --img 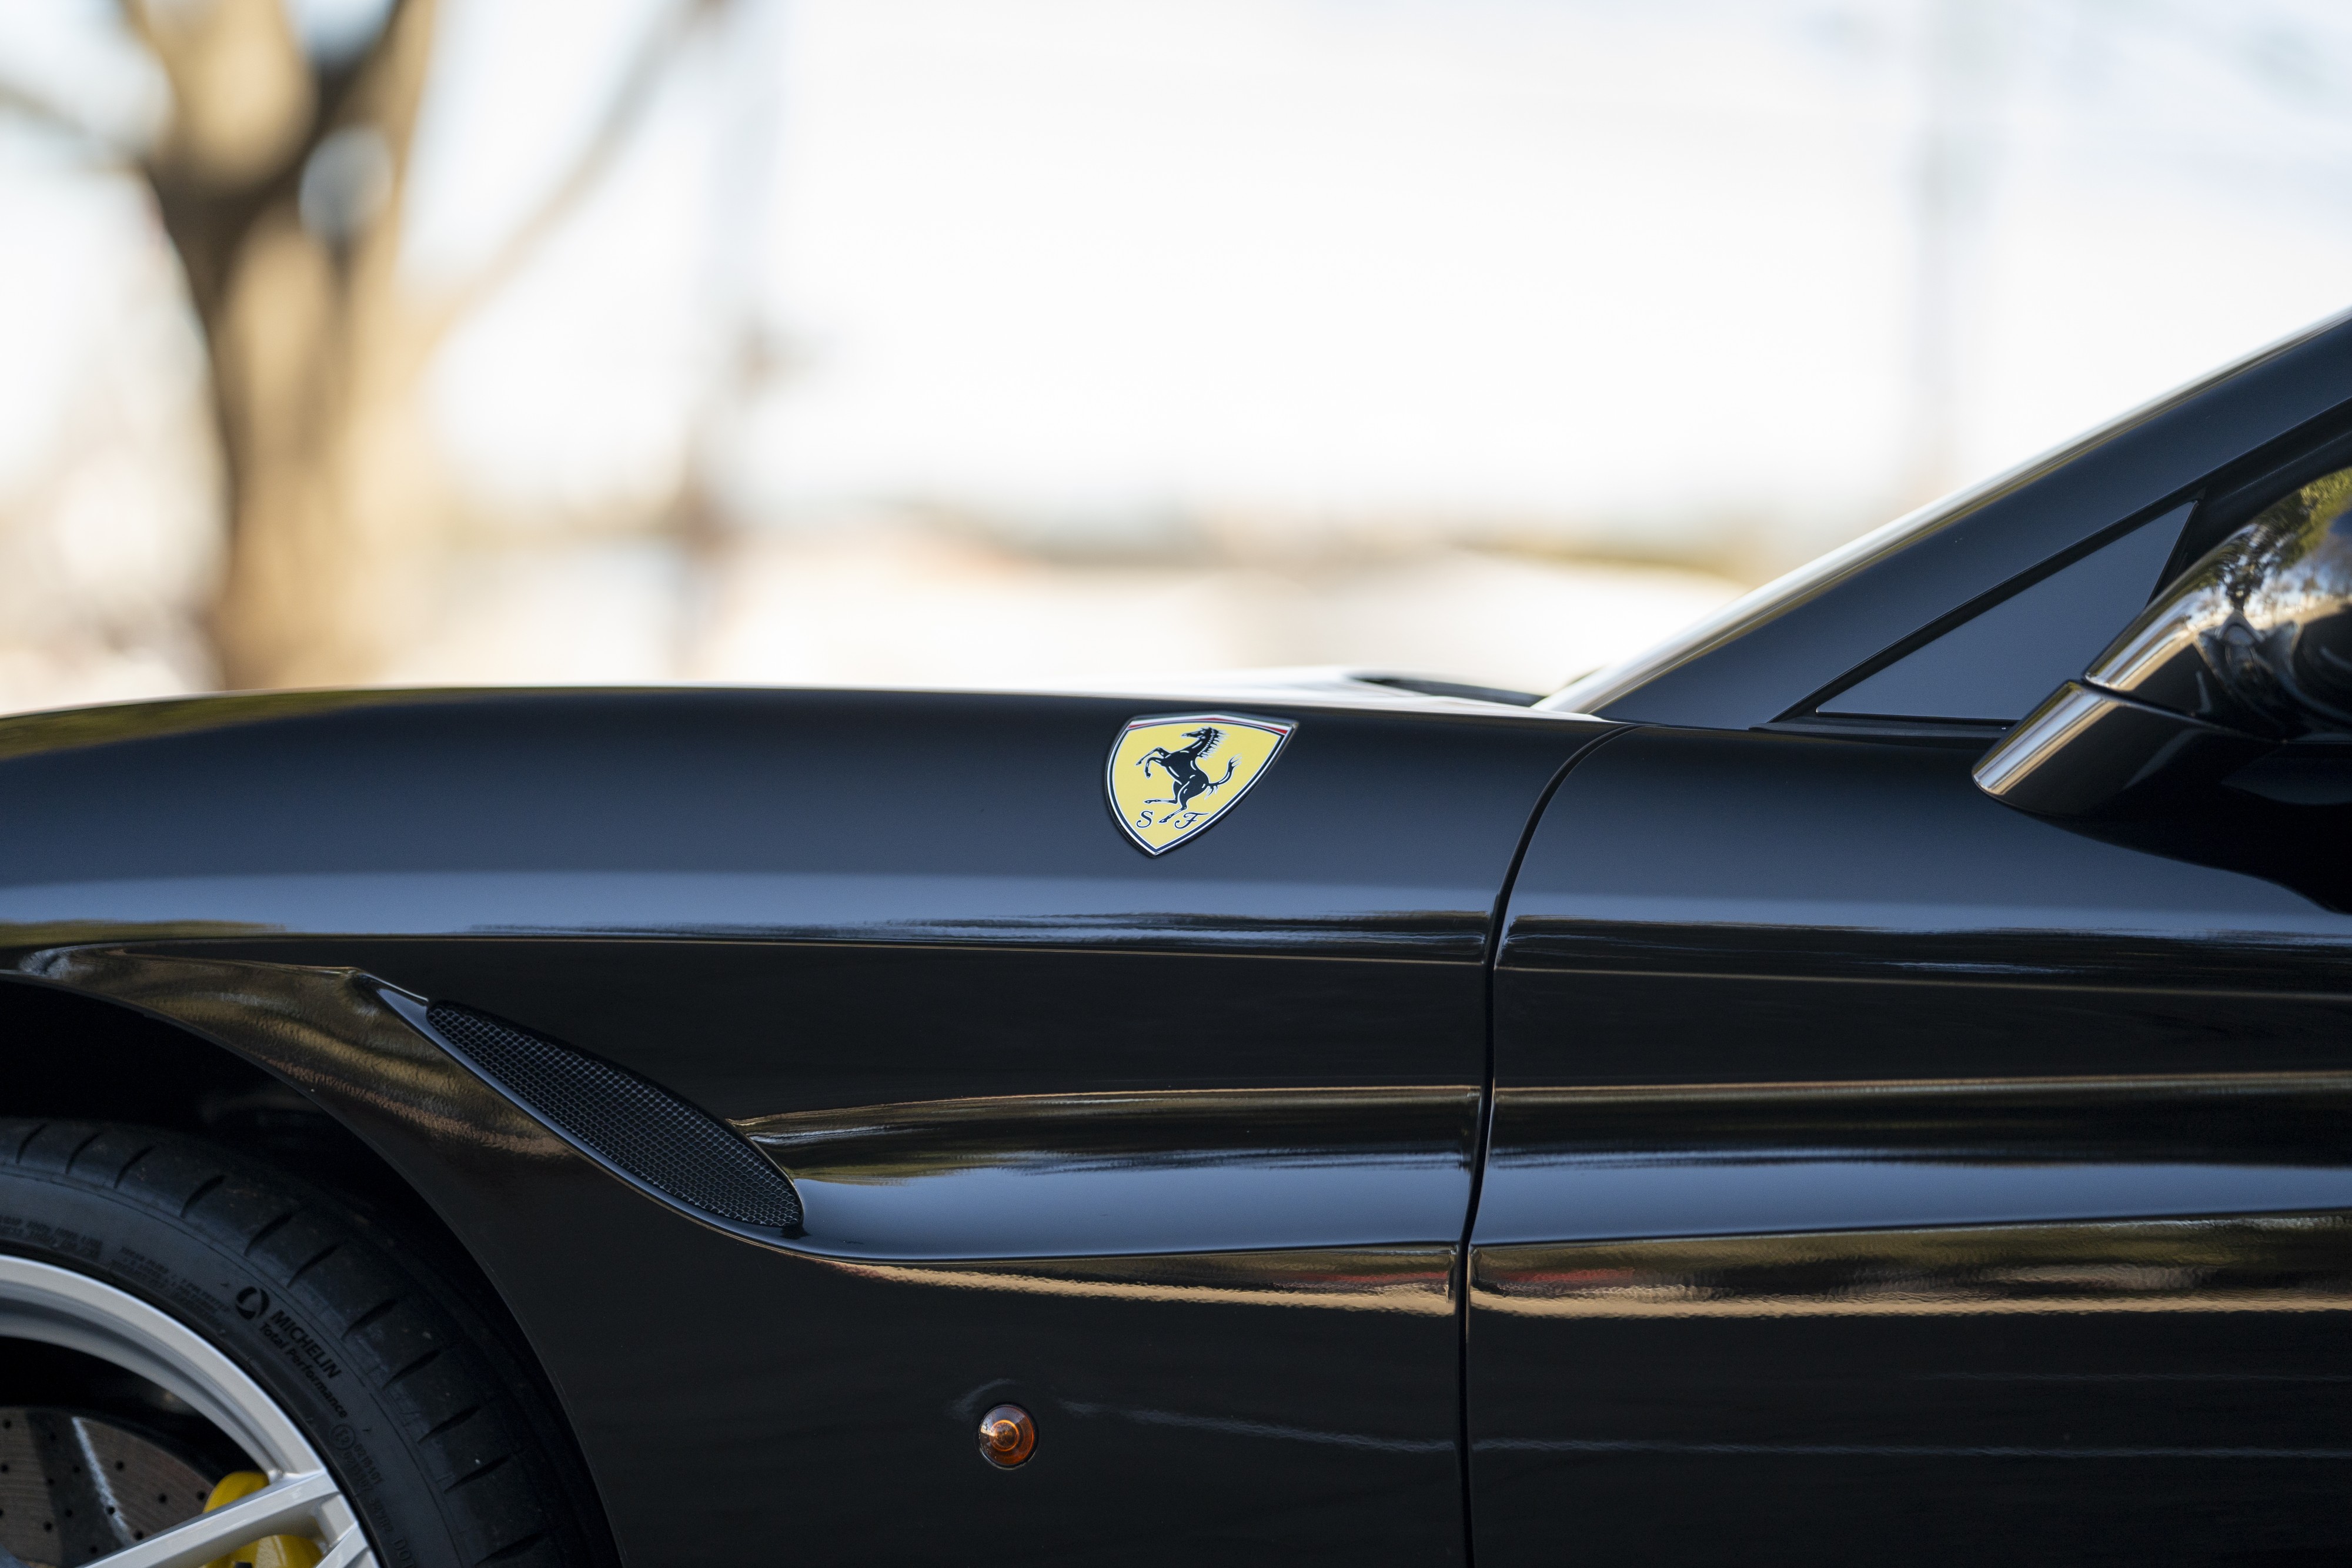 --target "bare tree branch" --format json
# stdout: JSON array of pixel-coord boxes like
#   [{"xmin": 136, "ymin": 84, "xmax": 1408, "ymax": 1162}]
[
  {"xmin": 415, "ymin": 0, "xmax": 724, "ymax": 344},
  {"xmin": 0, "ymin": 82, "xmax": 138, "ymax": 157}
]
